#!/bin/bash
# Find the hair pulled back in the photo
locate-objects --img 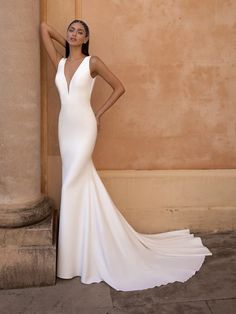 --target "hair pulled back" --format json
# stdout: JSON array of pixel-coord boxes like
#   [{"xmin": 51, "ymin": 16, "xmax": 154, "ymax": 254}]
[{"xmin": 65, "ymin": 19, "xmax": 90, "ymax": 57}]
